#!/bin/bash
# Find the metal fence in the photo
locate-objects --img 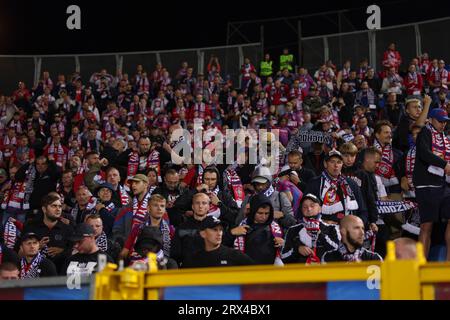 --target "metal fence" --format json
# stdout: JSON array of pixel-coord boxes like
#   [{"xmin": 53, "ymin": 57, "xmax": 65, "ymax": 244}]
[
  {"xmin": 301, "ymin": 16, "xmax": 450, "ymax": 72},
  {"xmin": 0, "ymin": 43, "xmax": 262, "ymax": 96}
]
